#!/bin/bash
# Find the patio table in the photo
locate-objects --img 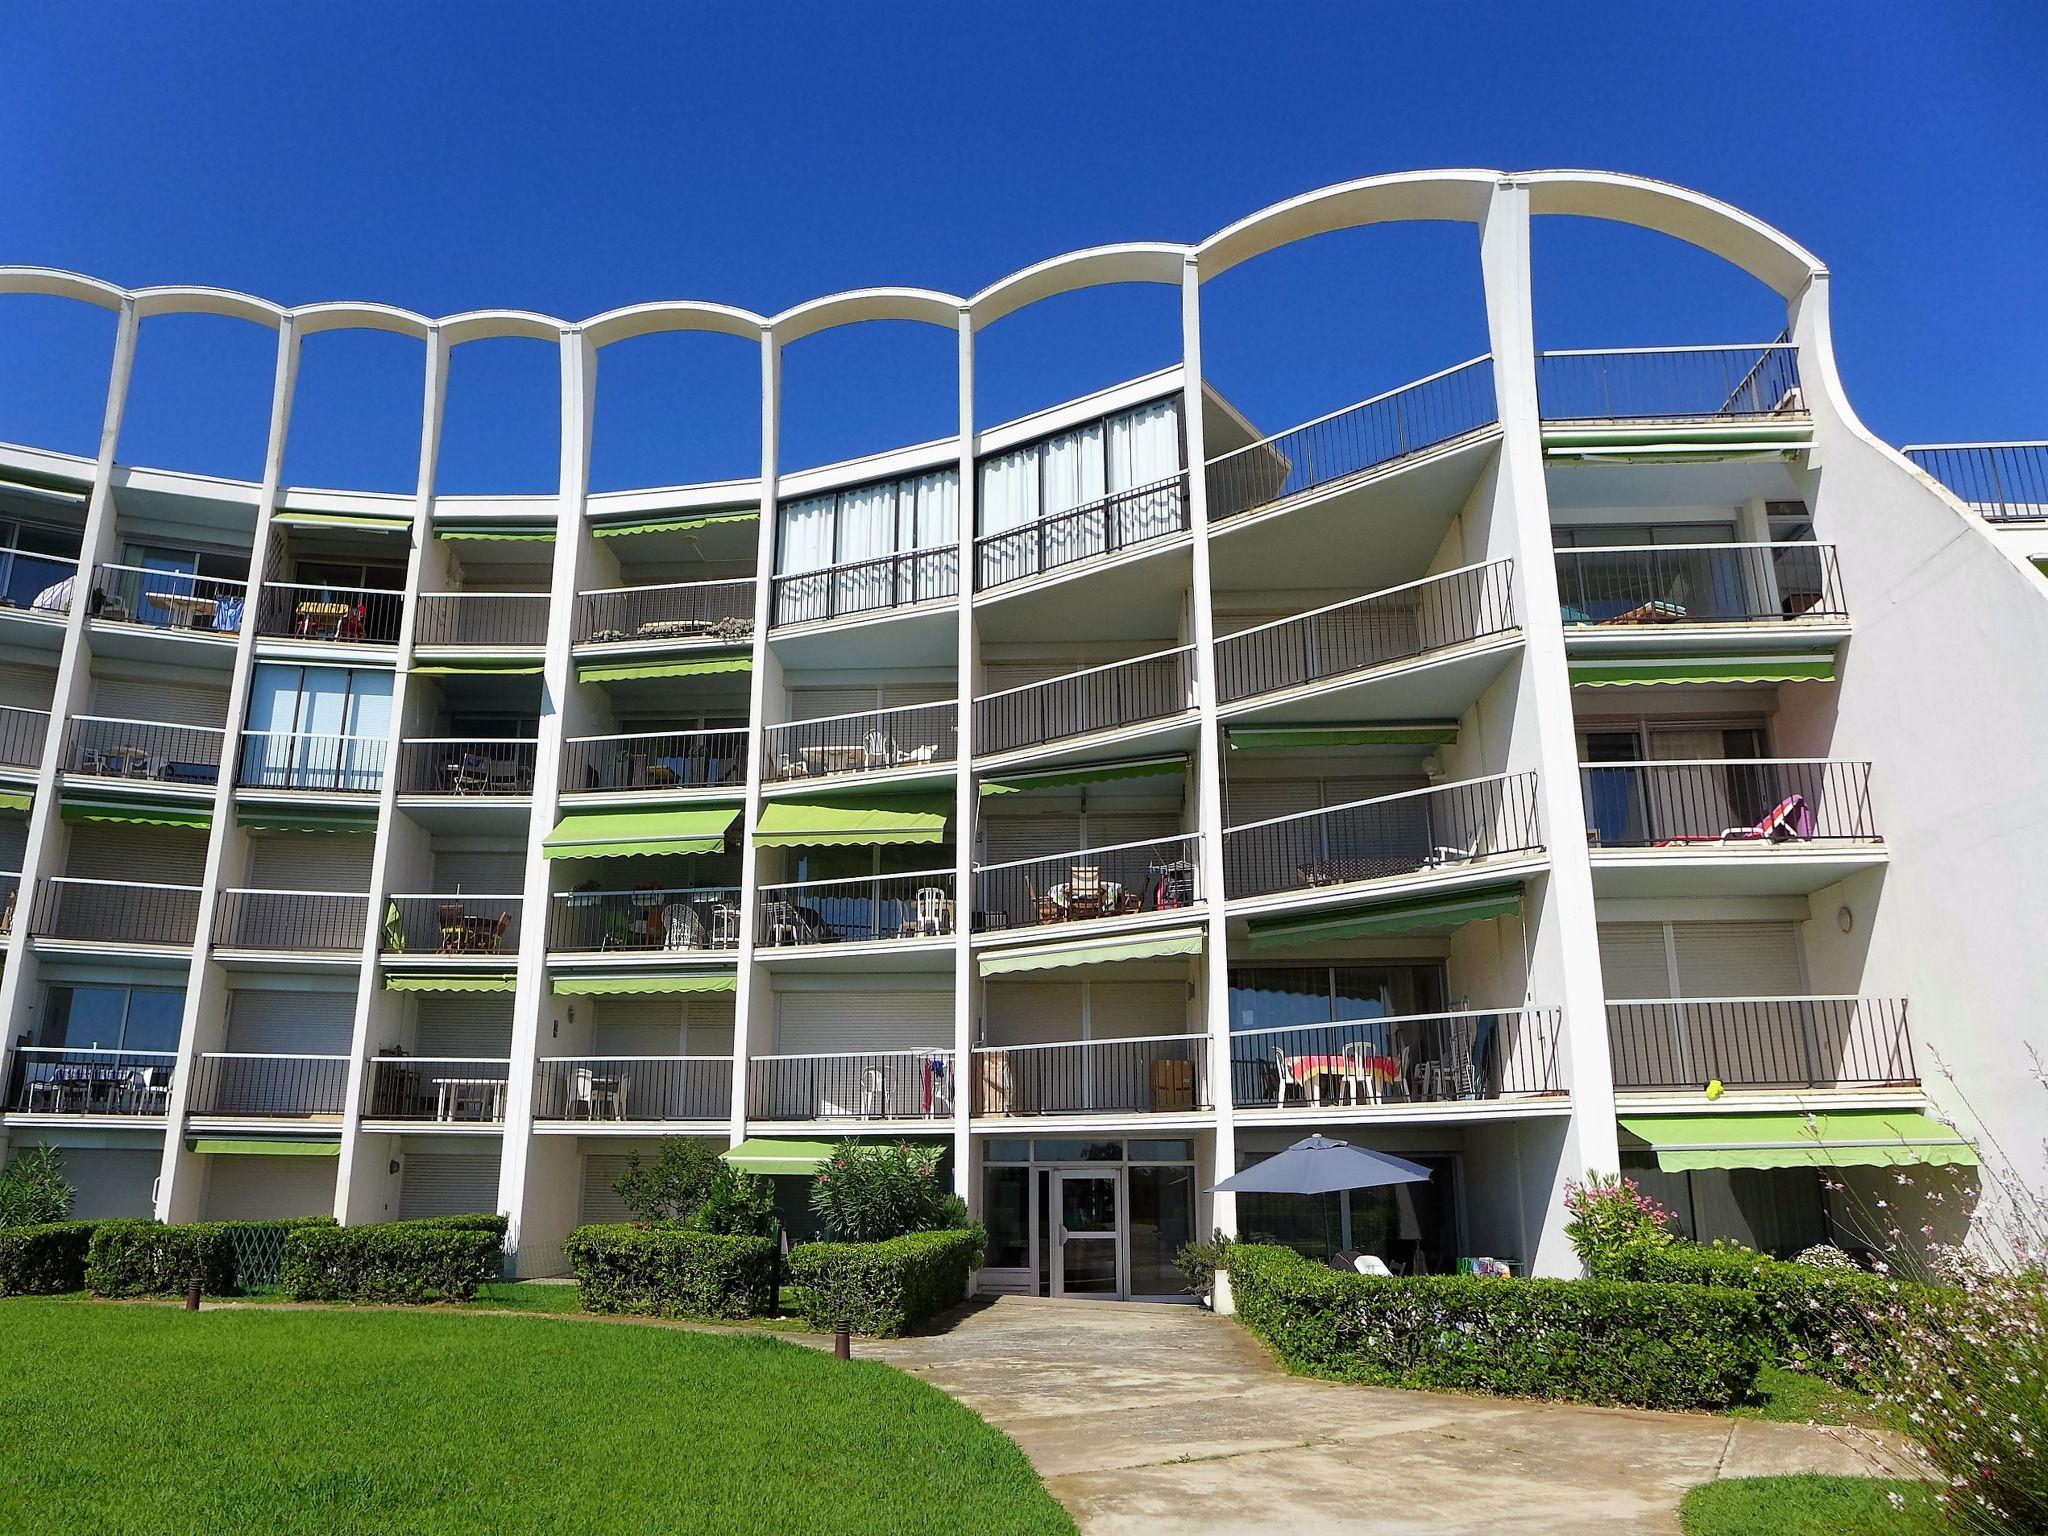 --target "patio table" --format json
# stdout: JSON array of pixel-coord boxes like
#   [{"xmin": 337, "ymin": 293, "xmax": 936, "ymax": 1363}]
[
  {"xmin": 155, "ymin": 593, "xmax": 219, "ymax": 629},
  {"xmin": 433, "ymin": 1077, "xmax": 507, "ymax": 1122}
]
